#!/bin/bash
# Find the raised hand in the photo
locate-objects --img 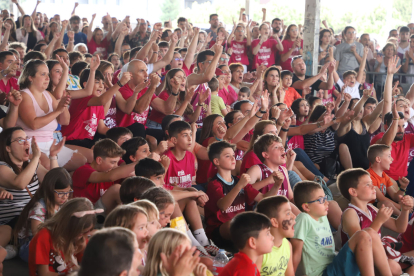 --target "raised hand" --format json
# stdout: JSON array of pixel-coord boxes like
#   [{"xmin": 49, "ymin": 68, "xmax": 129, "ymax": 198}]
[
  {"xmin": 185, "ymin": 86, "xmax": 196, "ymax": 103},
  {"xmin": 89, "ymin": 55, "xmax": 100, "ymax": 71},
  {"xmin": 270, "ymin": 105, "xmax": 281, "ymax": 120},
  {"xmin": 343, "ymin": 92, "xmax": 352, "ymax": 103},
  {"xmin": 55, "ymin": 54, "xmax": 69, "ymax": 71},
  {"xmin": 31, "ymin": 137, "xmax": 41, "ymax": 159},
  {"xmin": 149, "ymin": 73, "xmax": 161, "ymax": 88},
  {"xmin": 238, "ymin": 174, "xmax": 251, "ymax": 188},
  {"xmin": 49, "ymin": 137, "xmax": 66, "ymax": 157},
  {"xmin": 376, "ymin": 54, "xmax": 383, "ymax": 65},
  {"xmin": 198, "ymin": 87, "xmax": 210, "ymax": 104},
  {"xmin": 92, "ymin": 13, "xmax": 96, "ymax": 20},
  {"xmin": 67, "ymin": 30, "xmax": 74, "ymax": 41},
  {"xmin": 8, "ymin": 89, "xmax": 22, "ymax": 106},
  {"xmin": 387, "ymin": 55, "xmax": 401, "ymax": 75},
  {"xmin": 399, "ymin": 176, "xmax": 410, "ymax": 189},
  {"xmin": 134, "ymin": 79, "xmax": 151, "ymax": 93}
]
